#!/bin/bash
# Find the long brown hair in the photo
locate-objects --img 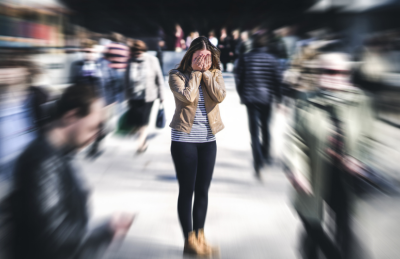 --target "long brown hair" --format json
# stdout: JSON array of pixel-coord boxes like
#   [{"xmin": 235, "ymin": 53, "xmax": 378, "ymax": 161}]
[{"xmin": 176, "ymin": 36, "xmax": 220, "ymax": 72}]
